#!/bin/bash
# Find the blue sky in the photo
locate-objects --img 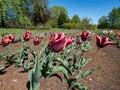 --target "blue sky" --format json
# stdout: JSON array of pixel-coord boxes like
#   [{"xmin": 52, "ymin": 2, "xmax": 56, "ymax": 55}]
[{"xmin": 49, "ymin": 0, "xmax": 120, "ymax": 24}]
